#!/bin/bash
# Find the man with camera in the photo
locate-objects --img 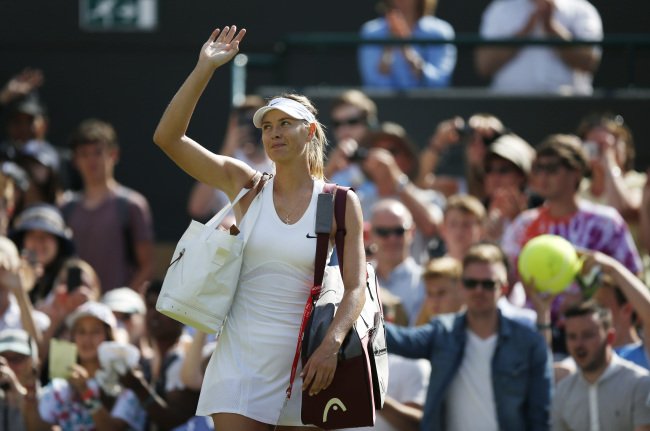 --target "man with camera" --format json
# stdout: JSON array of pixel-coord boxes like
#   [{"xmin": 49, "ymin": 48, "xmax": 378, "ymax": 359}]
[{"xmin": 416, "ymin": 113, "xmax": 507, "ymax": 200}]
